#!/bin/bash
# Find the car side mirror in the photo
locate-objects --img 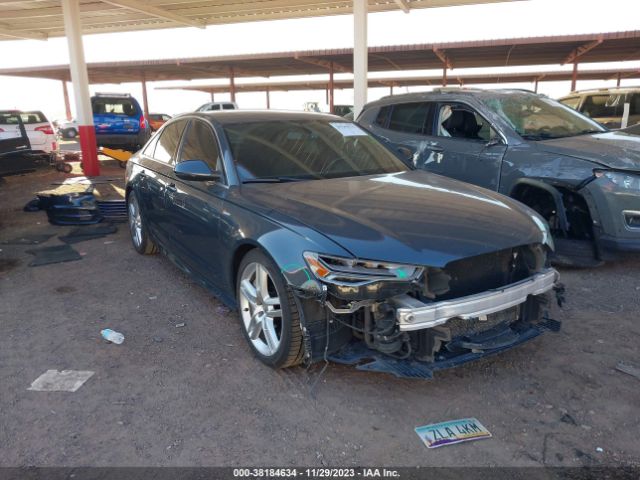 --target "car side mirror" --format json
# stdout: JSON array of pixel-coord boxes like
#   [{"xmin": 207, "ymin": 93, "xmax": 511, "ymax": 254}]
[{"xmin": 174, "ymin": 160, "xmax": 221, "ymax": 181}]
